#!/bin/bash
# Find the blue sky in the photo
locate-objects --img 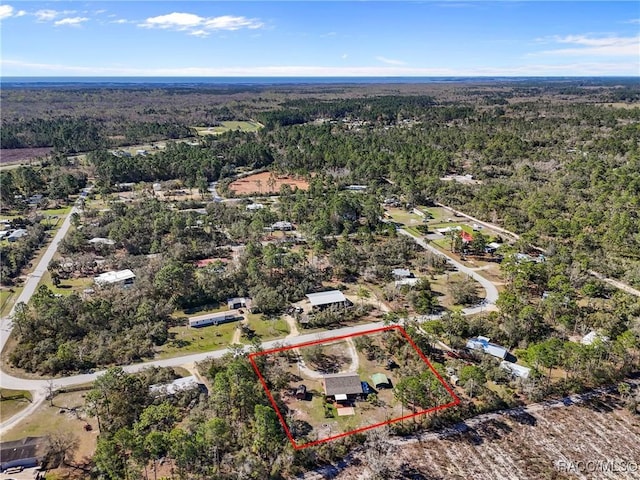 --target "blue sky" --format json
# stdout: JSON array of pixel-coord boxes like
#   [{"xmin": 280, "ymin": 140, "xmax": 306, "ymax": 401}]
[{"xmin": 1, "ymin": 1, "xmax": 638, "ymax": 76}]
